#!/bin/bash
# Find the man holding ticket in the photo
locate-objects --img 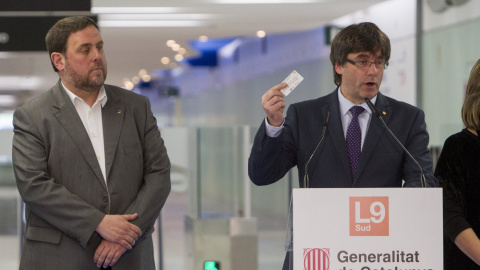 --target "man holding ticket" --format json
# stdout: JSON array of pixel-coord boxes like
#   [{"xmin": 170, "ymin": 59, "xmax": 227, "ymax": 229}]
[{"xmin": 248, "ymin": 22, "xmax": 438, "ymax": 269}]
